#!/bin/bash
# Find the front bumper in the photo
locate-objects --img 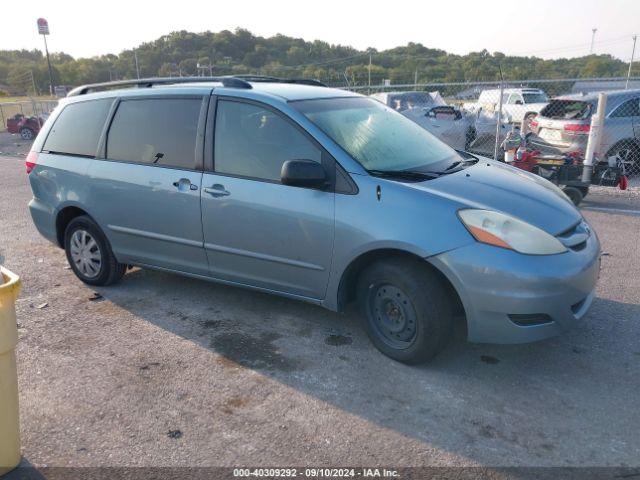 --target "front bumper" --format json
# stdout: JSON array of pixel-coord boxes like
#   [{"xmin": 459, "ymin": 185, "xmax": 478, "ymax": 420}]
[{"xmin": 429, "ymin": 231, "xmax": 600, "ymax": 343}]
